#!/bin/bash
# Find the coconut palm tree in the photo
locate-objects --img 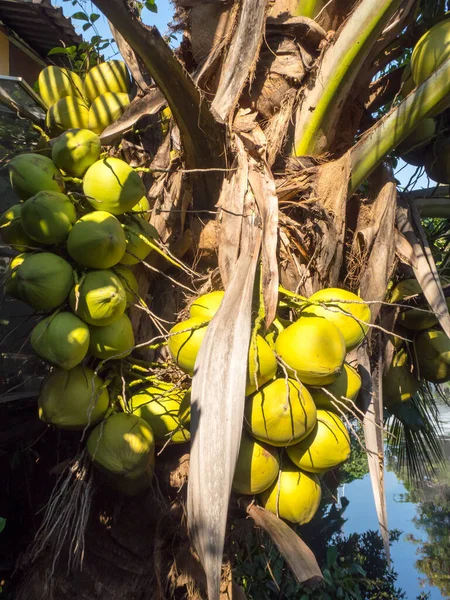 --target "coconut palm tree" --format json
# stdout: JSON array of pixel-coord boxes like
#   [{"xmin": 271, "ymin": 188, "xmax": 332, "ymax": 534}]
[{"xmin": 6, "ymin": 0, "xmax": 450, "ymax": 598}]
